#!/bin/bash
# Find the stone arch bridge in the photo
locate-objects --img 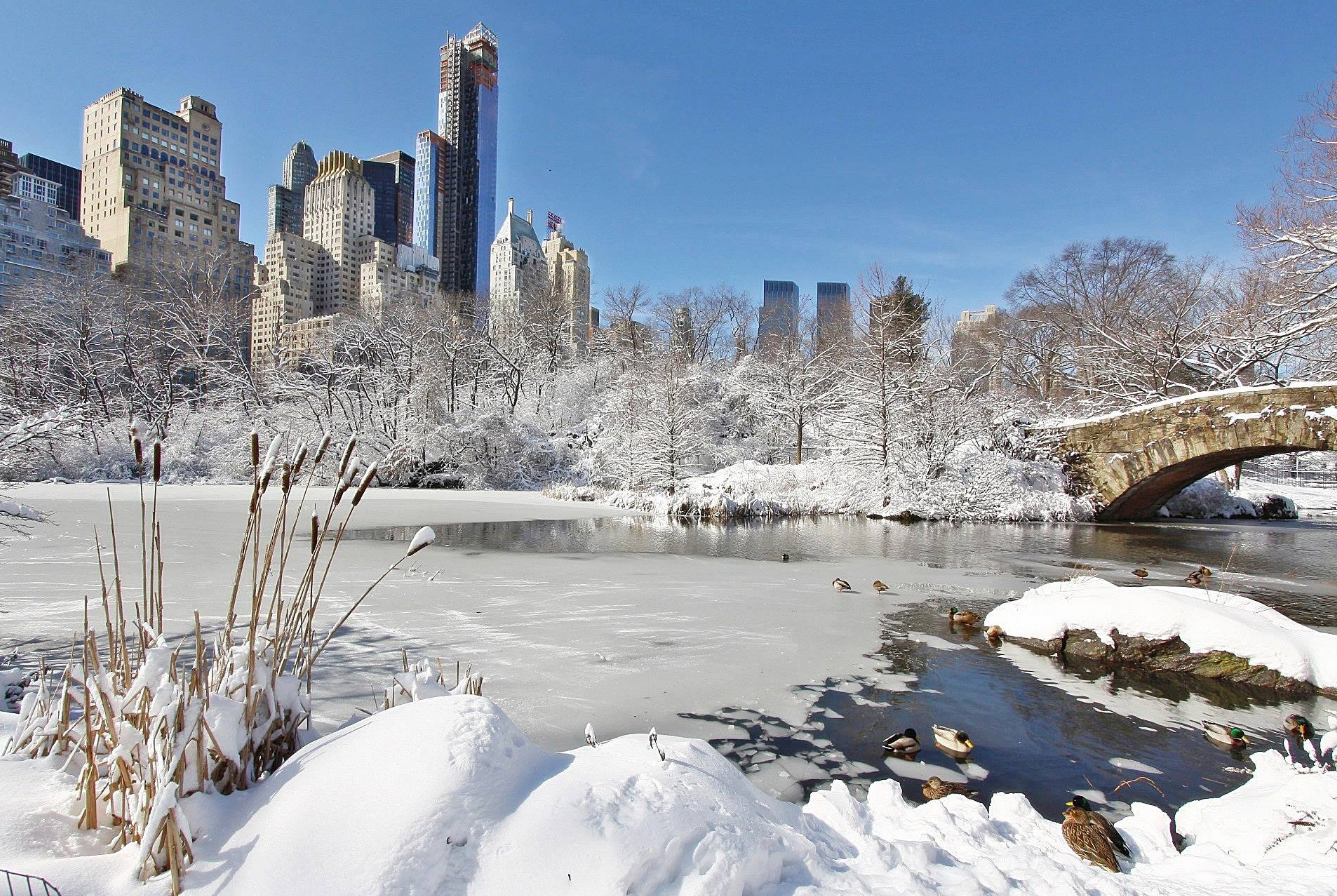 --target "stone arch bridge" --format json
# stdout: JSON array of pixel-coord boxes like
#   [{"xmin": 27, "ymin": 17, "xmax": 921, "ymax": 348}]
[{"xmin": 1042, "ymin": 383, "xmax": 1337, "ymax": 521}]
